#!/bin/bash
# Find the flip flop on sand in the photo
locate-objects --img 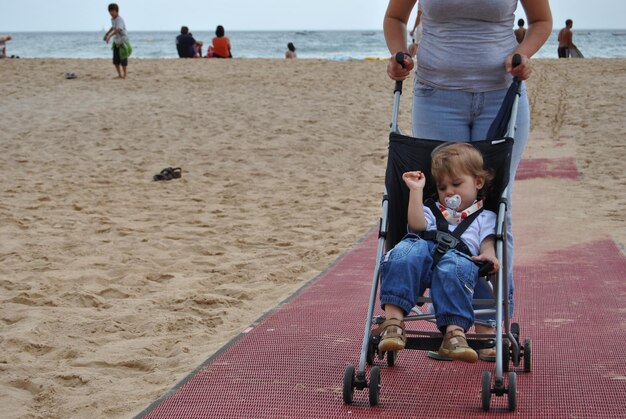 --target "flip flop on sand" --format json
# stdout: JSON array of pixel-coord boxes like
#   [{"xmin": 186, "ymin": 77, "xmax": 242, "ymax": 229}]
[
  {"xmin": 153, "ymin": 167, "xmax": 182, "ymax": 181},
  {"xmin": 64, "ymin": 72, "xmax": 77, "ymax": 79}
]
